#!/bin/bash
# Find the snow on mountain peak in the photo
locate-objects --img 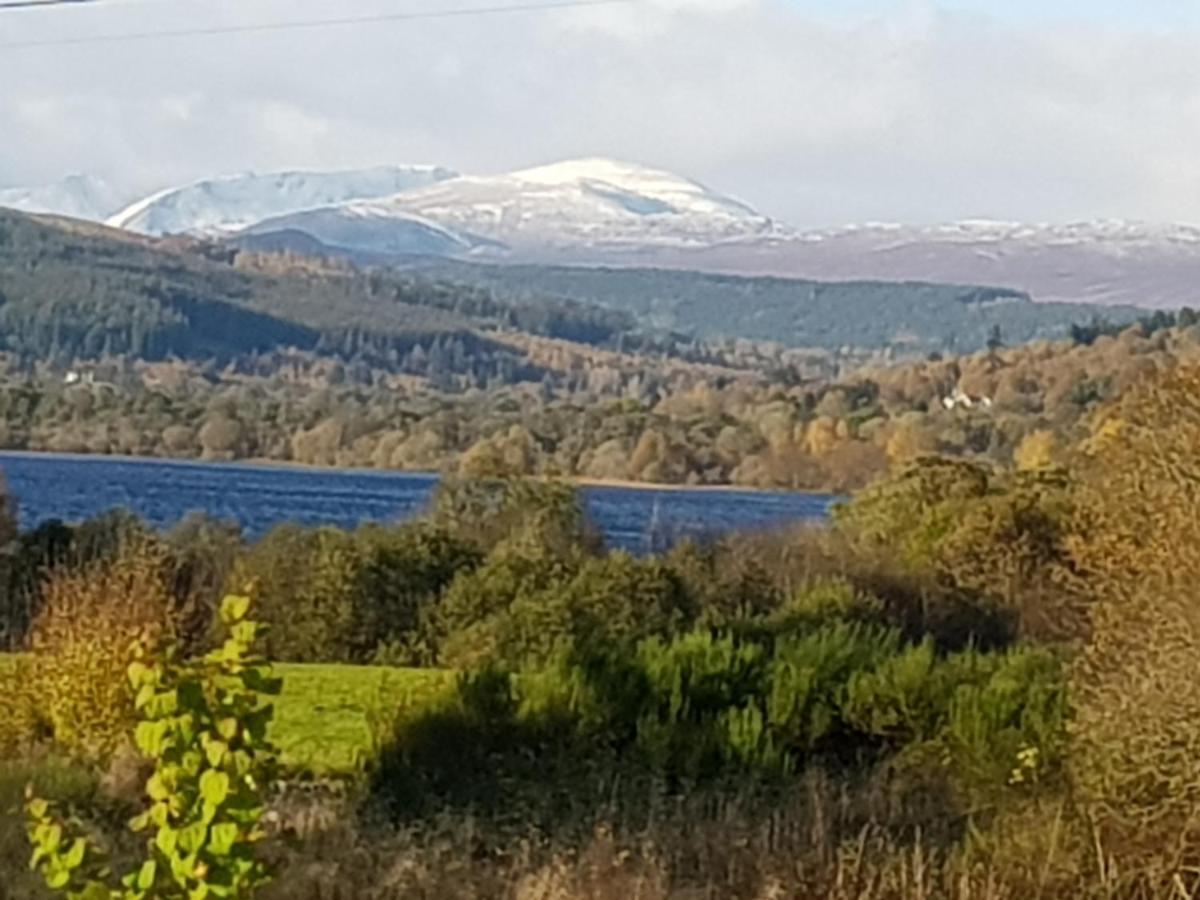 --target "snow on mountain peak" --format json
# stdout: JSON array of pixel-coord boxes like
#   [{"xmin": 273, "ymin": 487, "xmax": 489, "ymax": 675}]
[
  {"xmin": 309, "ymin": 157, "xmax": 783, "ymax": 255},
  {"xmin": 106, "ymin": 165, "xmax": 460, "ymax": 237},
  {"xmin": 0, "ymin": 174, "xmax": 126, "ymax": 221}
]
